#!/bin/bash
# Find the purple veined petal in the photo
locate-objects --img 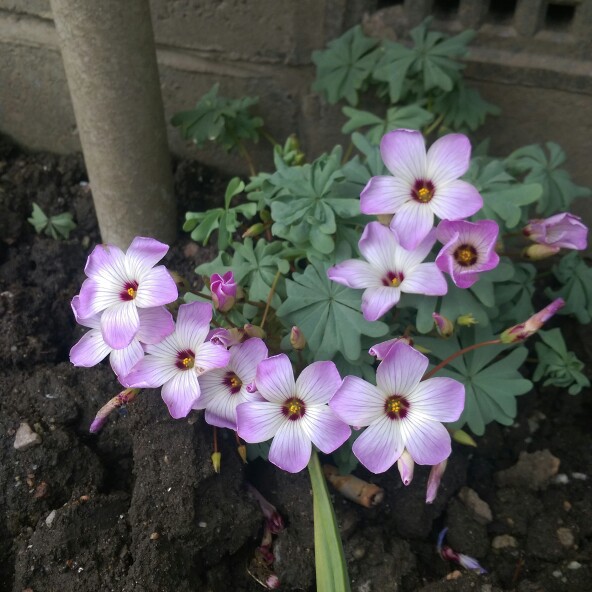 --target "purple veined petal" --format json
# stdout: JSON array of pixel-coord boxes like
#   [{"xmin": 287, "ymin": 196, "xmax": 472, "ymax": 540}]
[
  {"xmin": 100, "ymin": 301, "xmax": 140, "ymax": 349},
  {"xmin": 268, "ymin": 420, "xmax": 312, "ymax": 473},
  {"xmin": 193, "ymin": 369, "xmax": 226, "ymax": 410},
  {"xmin": 451, "ymin": 270, "xmax": 480, "ymax": 289},
  {"xmin": 369, "ymin": 337, "xmax": 404, "ymax": 360},
  {"xmin": 110, "ymin": 339, "xmax": 144, "ymax": 380},
  {"xmin": 390, "ymin": 201, "xmax": 435, "ymax": 250},
  {"xmin": 435, "ymin": 222, "xmax": 459, "ymax": 247},
  {"xmin": 161, "ymin": 370, "xmax": 201, "ymax": 419},
  {"xmin": 397, "ymin": 449, "xmax": 415, "ymax": 486},
  {"xmin": 406, "ymin": 377, "xmax": 465, "ymax": 423},
  {"xmin": 76, "ymin": 278, "xmax": 121, "ymax": 318},
  {"xmin": 330, "ymin": 375, "xmax": 386, "ymax": 426},
  {"xmin": 136, "ymin": 306, "xmax": 175, "ymax": 344},
  {"xmin": 195, "ymin": 341, "xmax": 231, "ymax": 374},
  {"xmin": 327, "ymin": 260, "xmax": 383, "ymax": 290},
  {"xmin": 122, "ymin": 354, "xmax": 179, "ymax": 388},
  {"xmin": 84, "ymin": 243, "xmax": 126, "ymax": 281},
  {"xmin": 400, "ymin": 416, "xmax": 451, "ymax": 465},
  {"xmin": 395, "ymin": 228, "xmax": 437, "ymax": 270},
  {"xmin": 426, "ymin": 134, "xmax": 472, "ymax": 185},
  {"xmin": 230, "ymin": 338, "xmax": 269, "ymax": 384},
  {"xmin": 380, "ymin": 129, "xmax": 427, "ymax": 183},
  {"xmin": 401, "ymin": 263, "xmax": 448, "ymax": 296},
  {"xmin": 237, "ymin": 401, "xmax": 285, "ymax": 442},
  {"xmin": 301, "ymin": 405, "xmax": 351, "ymax": 454},
  {"xmin": 255, "ymin": 354, "xmax": 297, "ymax": 403},
  {"xmin": 377, "ymin": 341, "xmax": 428, "ymax": 396},
  {"xmin": 134, "ymin": 266, "xmax": 178, "ymax": 308},
  {"xmin": 195, "ymin": 371, "xmax": 239, "ymax": 429},
  {"xmin": 174, "ymin": 301, "xmax": 212, "ymax": 350},
  {"xmin": 430, "ymin": 180, "xmax": 483, "ymax": 221},
  {"xmin": 70, "ymin": 329, "xmax": 112, "ymax": 367},
  {"xmin": 71, "ymin": 296, "xmax": 101, "ymax": 330},
  {"xmin": 125, "ymin": 237, "xmax": 169, "ymax": 278},
  {"xmin": 352, "ymin": 415, "xmax": 404, "ymax": 474},
  {"xmin": 358, "ymin": 222, "xmax": 400, "ymax": 272},
  {"xmin": 296, "ymin": 361, "xmax": 341, "ymax": 405},
  {"xmin": 360, "ymin": 175, "xmax": 413, "ymax": 215},
  {"xmin": 361, "ymin": 286, "xmax": 401, "ymax": 321}
]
